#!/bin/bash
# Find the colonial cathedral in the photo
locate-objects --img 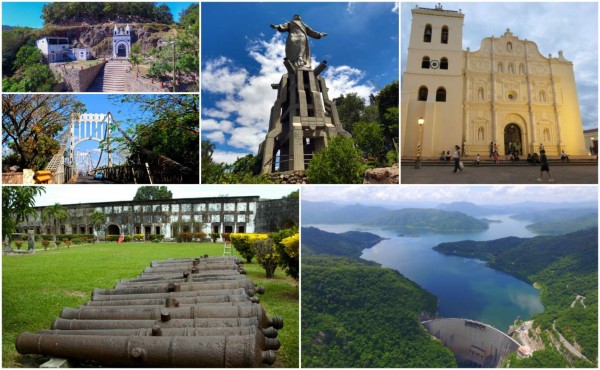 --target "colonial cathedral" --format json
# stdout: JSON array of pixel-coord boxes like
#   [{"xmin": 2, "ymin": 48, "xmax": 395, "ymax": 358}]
[{"xmin": 401, "ymin": 5, "xmax": 587, "ymax": 158}]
